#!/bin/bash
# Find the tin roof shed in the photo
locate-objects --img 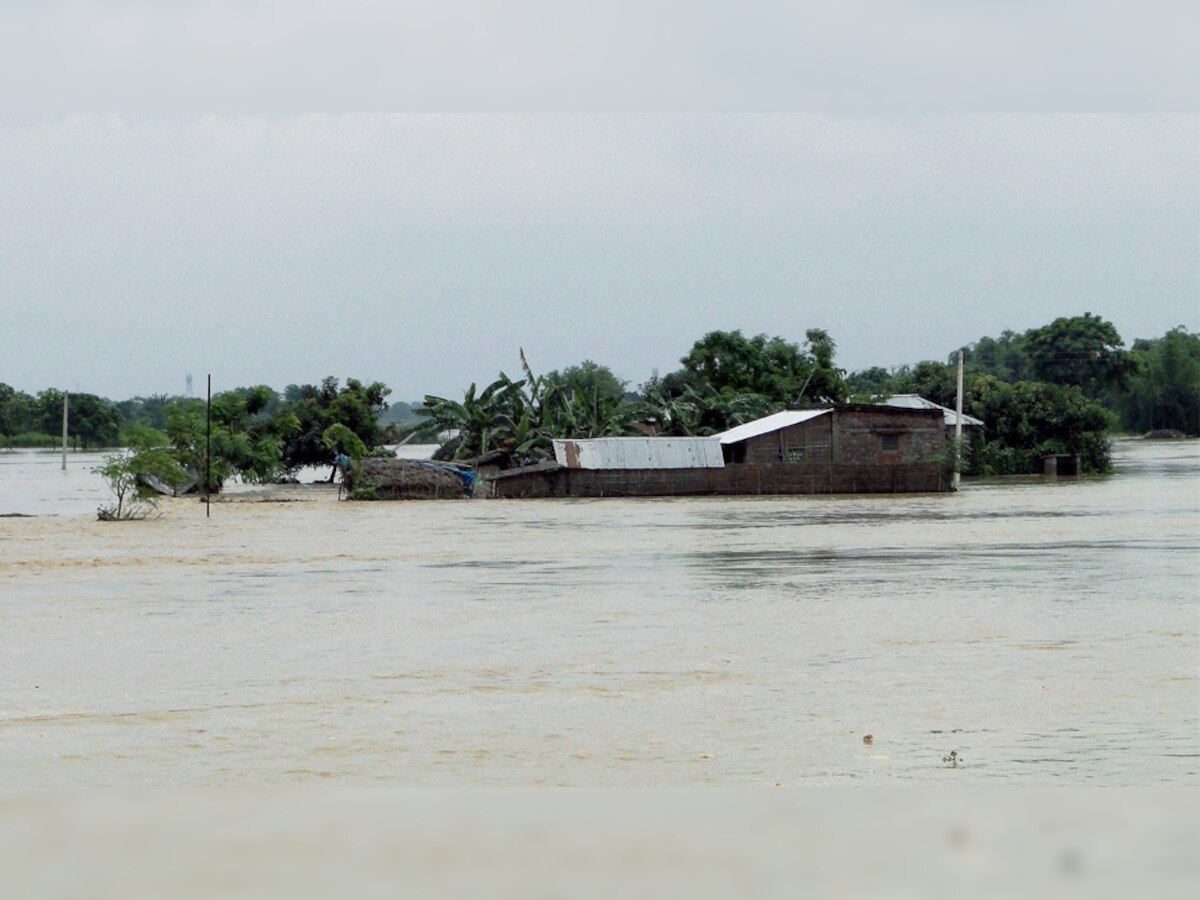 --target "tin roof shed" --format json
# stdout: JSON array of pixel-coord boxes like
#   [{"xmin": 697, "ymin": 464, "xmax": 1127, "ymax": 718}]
[
  {"xmin": 882, "ymin": 395, "xmax": 983, "ymax": 428},
  {"xmin": 715, "ymin": 409, "xmax": 831, "ymax": 445},
  {"xmin": 553, "ymin": 437, "xmax": 725, "ymax": 470}
]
